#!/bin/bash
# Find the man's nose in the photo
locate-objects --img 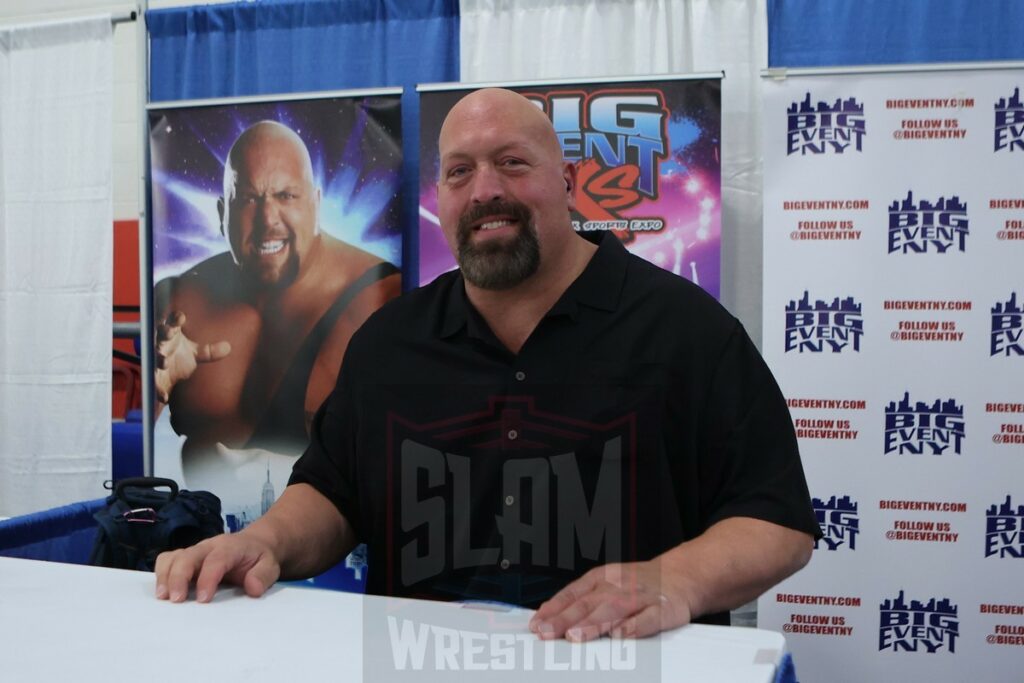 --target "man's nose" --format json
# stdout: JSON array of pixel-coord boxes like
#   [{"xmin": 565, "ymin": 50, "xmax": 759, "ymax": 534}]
[
  {"xmin": 469, "ymin": 164, "xmax": 505, "ymax": 204},
  {"xmin": 256, "ymin": 196, "xmax": 280, "ymax": 227}
]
